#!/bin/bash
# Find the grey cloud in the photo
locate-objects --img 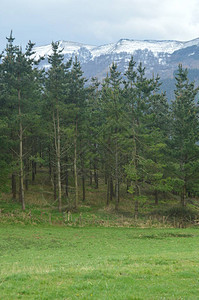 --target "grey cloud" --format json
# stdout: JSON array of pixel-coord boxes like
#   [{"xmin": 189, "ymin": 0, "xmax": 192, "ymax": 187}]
[{"xmin": 0, "ymin": 0, "xmax": 199, "ymax": 51}]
